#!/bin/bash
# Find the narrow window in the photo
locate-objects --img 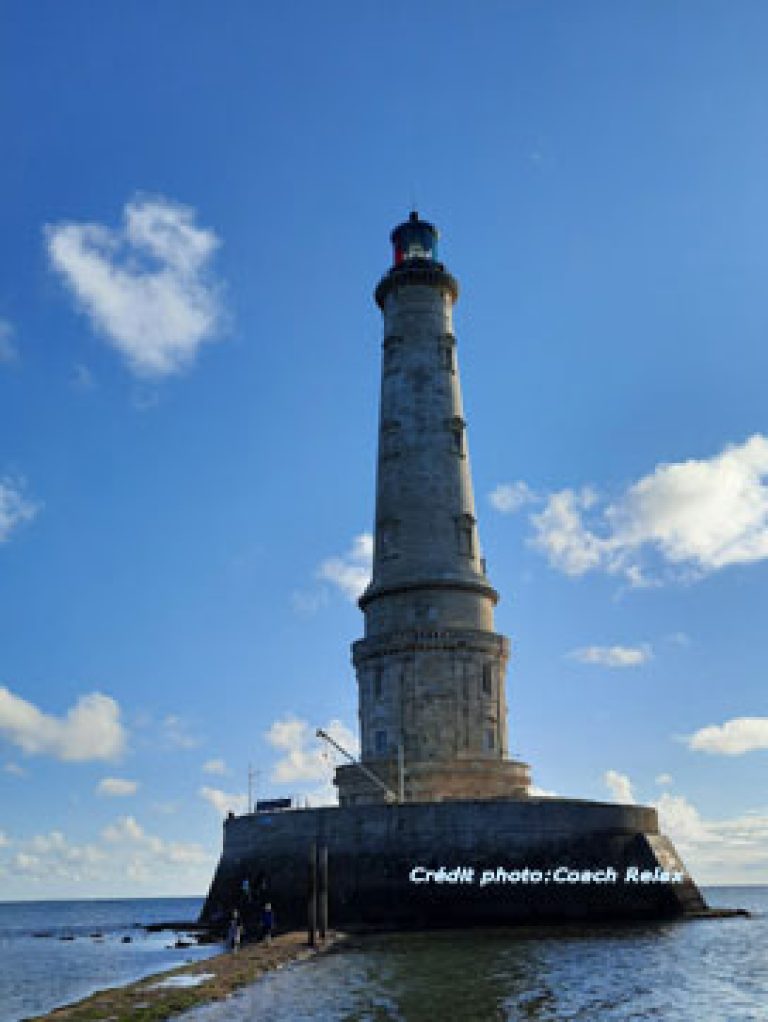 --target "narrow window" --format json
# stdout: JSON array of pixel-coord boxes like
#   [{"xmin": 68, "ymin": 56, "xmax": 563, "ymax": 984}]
[
  {"xmin": 485, "ymin": 727, "xmax": 496, "ymax": 752},
  {"xmin": 439, "ymin": 335, "xmax": 456, "ymax": 372},
  {"xmin": 456, "ymin": 514, "xmax": 475, "ymax": 557},
  {"xmin": 446, "ymin": 416, "xmax": 465, "ymax": 457},
  {"xmin": 373, "ymin": 667, "xmax": 383, "ymax": 700},
  {"xmin": 375, "ymin": 730, "xmax": 387, "ymax": 755},
  {"xmin": 482, "ymin": 663, "xmax": 493, "ymax": 696}
]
